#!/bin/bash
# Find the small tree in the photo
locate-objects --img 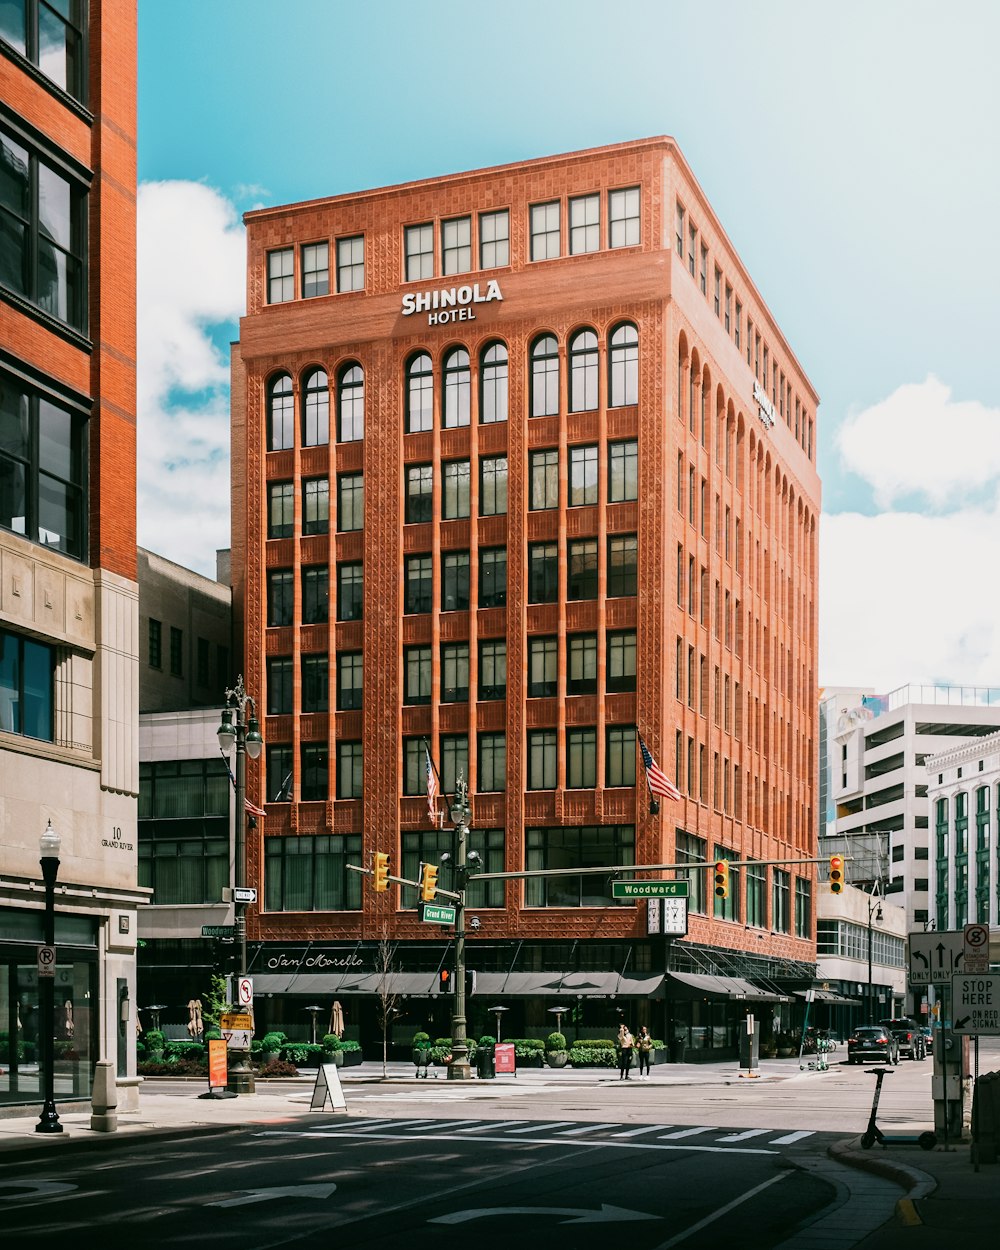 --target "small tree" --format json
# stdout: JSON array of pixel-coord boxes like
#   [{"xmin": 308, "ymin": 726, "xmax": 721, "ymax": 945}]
[
  {"xmin": 201, "ymin": 973, "xmax": 231, "ymax": 1032},
  {"xmin": 375, "ymin": 929, "xmax": 400, "ymax": 1078}
]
